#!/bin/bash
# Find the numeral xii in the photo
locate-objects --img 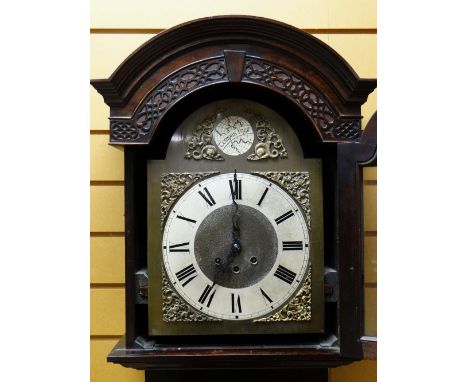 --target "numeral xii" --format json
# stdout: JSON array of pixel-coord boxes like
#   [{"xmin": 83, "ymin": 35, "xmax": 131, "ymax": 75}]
[{"xmin": 229, "ymin": 179, "xmax": 242, "ymax": 200}]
